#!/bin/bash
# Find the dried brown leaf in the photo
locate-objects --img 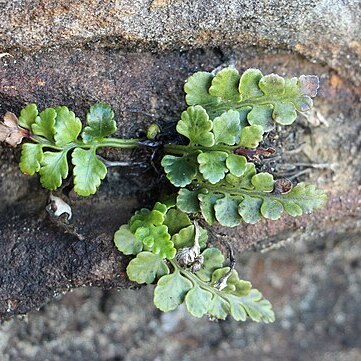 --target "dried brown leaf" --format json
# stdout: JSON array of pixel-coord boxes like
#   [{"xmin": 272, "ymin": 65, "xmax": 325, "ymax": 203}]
[
  {"xmin": 299, "ymin": 75, "xmax": 319, "ymax": 97},
  {"xmin": 273, "ymin": 178, "xmax": 293, "ymax": 194},
  {"xmin": 0, "ymin": 112, "xmax": 29, "ymax": 147},
  {"xmin": 234, "ymin": 146, "xmax": 275, "ymax": 162}
]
